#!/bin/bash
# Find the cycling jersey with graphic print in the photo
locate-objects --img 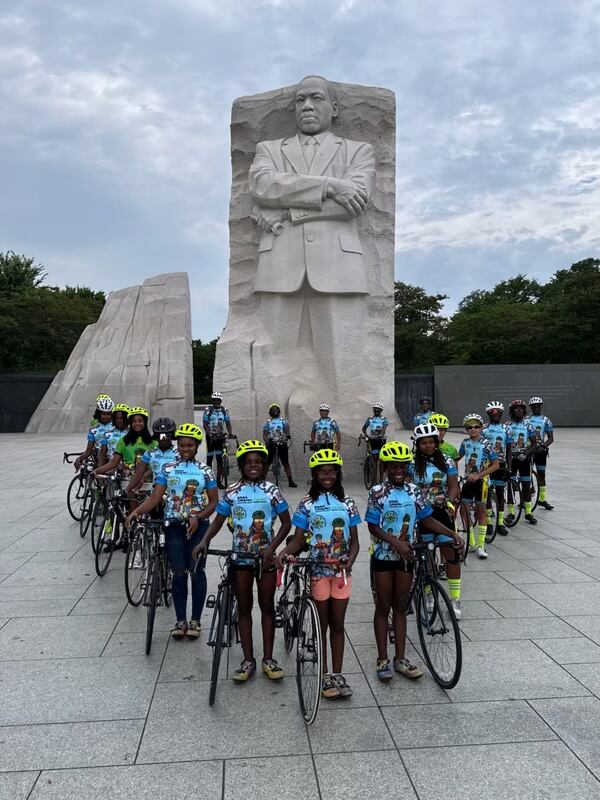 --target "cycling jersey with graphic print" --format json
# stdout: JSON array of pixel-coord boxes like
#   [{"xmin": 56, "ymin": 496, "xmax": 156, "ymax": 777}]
[
  {"xmin": 413, "ymin": 411, "xmax": 433, "ymax": 427},
  {"xmin": 365, "ymin": 481, "xmax": 432, "ymax": 558},
  {"xmin": 216, "ymin": 480, "xmax": 288, "ymax": 563},
  {"xmin": 88, "ymin": 422, "xmax": 114, "ymax": 447},
  {"xmin": 263, "ymin": 418, "xmax": 290, "ymax": 444},
  {"xmin": 142, "ymin": 447, "xmax": 178, "ymax": 481},
  {"xmin": 312, "ymin": 417, "xmax": 340, "ymax": 444},
  {"xmin": 482, "ymin": 422, "xmax": 512, "ymax": 464},
  {"xmin": 292, "ymin": 493, "xmax": 361, "ymax": 577},
  {"xmin": 507, "ymin": 420, "xmax": 536, "ymax": 456},
  {"xmin": 363, "ymin": 416, "xmax": 389, "ymax": 439},
  {"xmin": 408, "ymin": 456, "xmax": 457, "ymax": 508},
  {"xmin": 157, "ymin": 459, "xmax": 217, "ymax": 522},
  {"xmin": 458, "ymin": 436, "xmax": 498, "ymax": 475},
  {"xmin": 101, "ymin": 428, "xmax": 127, "ymax": 460},
  {"xmin": 203, "ymin": 406, "xmax": 230, "ymax": 438},
  {"xmin": 527, "ymin": 414, "xmax": 553, "ymax": 445}
]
